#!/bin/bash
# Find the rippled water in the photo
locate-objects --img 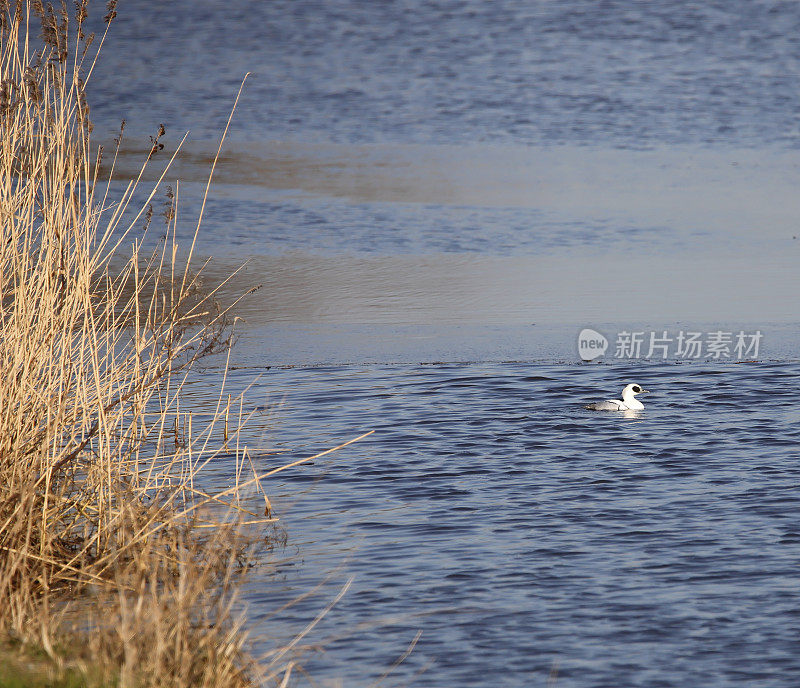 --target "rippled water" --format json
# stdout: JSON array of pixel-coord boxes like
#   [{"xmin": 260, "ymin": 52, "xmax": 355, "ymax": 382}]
[
  {"xmin": 86, "ymin": 0, "xmax": 800, "ymax": 685},
  {"xmin": 91, "ymin": 0, "xmax": 800, "ymax": 149},
  {"xmin": 192, "ymin": 360, "xmax": 800, "ymax": 687}
]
